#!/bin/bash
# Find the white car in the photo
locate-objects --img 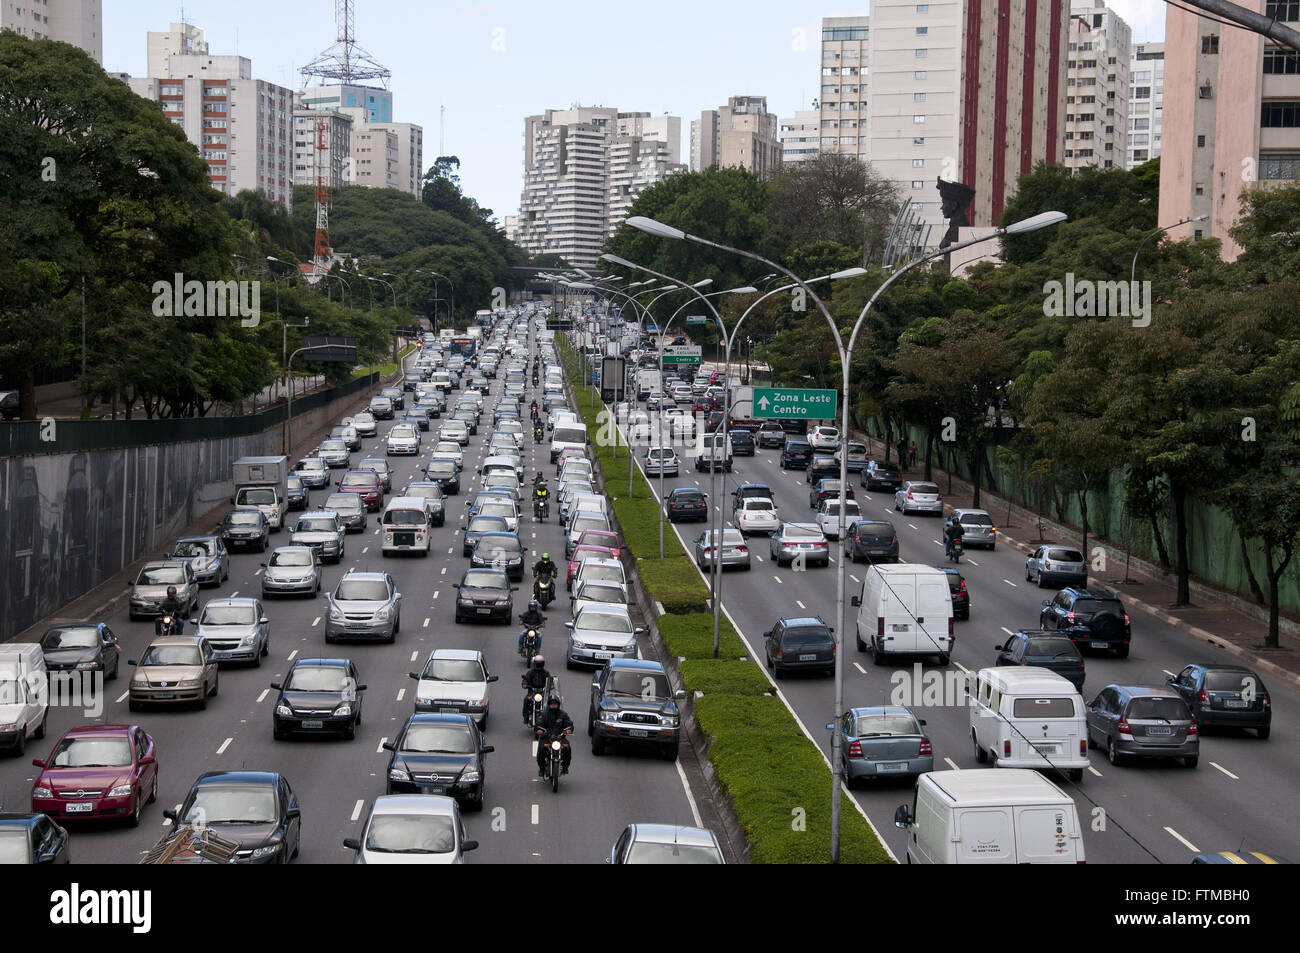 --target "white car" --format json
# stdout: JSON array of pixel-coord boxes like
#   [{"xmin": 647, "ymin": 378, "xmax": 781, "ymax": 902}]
[
  {"xmin": 410, "ymin": 648, "xmax": 496, "ymax": 726},
  {"xmin": 627, "ymin": 412, "xmax": 652, "ymax": 443},
  {"xmin": 733, "ymin": 497, "xmax": 780, "ymax": 535},
  {"xmin": 432, "ymin": 440, "xmax": 463, "ymax": 468},
  {"xmin": 344, "ymin": 795, "xmax": 478, "ymax": 865},
  {"xmin": 386, "ymin": 424, "xmax": 421, "ymax": 456},
  {"xmin": 815, "ymin": 498, "xmax": 861, "ymax": 539},
  {"xmin": 496, "ymin": 419, "xmax": 525, "ymax": 449},
  {"xmin": 809, "ymin": 425, "xmax": 841, "ymax": 452},
  {"xmin": 438, "ymin": 420, "xmax": 470, "ymax": 446},
  {"xmin": 570, "ymin": 579, "xmax": 629, "ymax": 618},
  {"xmin": 644, "ymin": 447, "xmax": 679, "ymax": 476},
  {"xmin": 351, "ymin": 411, "xmax": 377, "ymax": 438}
]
